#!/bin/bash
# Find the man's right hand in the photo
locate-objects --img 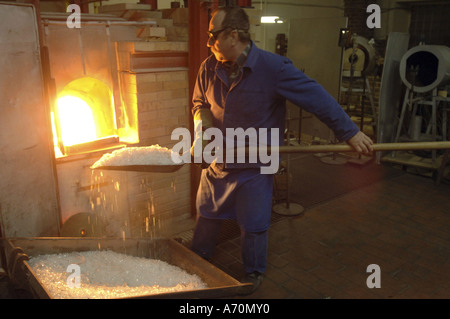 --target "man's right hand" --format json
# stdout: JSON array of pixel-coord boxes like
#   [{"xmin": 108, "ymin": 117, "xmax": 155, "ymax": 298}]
[{"xmin": 346, "ymin": 131, "xmax": 374, "ymax": 154}]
